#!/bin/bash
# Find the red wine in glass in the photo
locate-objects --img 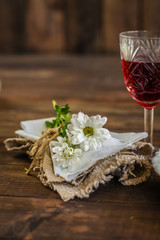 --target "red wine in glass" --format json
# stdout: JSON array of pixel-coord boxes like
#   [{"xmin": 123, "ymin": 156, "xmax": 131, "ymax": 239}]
[
  {"xmin": 121, "ymin": 59, "xmax": 160, "ymax": 109},
  {"xmin": 120, "ymin": 31, "xmax": 160, "ymax": 144}
]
